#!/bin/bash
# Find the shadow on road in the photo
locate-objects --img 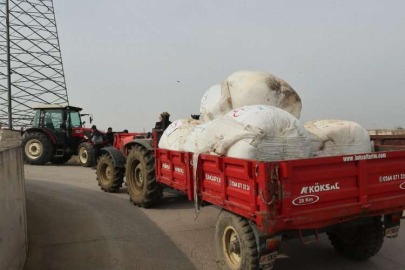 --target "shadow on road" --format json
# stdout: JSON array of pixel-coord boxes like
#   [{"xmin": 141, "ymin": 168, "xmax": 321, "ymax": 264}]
[{"xmin": 24, "ymin": 179, "xmax": 197, "ymax": 270}]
